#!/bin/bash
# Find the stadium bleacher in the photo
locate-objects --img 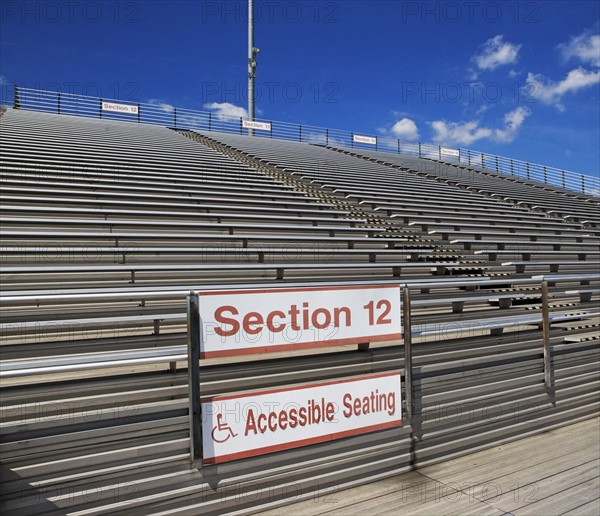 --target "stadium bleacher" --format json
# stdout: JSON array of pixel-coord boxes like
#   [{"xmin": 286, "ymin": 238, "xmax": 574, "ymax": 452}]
[
  {"xmin": 332, "ymin": 146, "xmax": 600, "ymax": 224},
  {"xmin": 0, "ymin": 108, "xmax": 598, "ymax": 514}
]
